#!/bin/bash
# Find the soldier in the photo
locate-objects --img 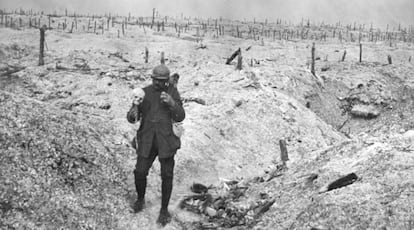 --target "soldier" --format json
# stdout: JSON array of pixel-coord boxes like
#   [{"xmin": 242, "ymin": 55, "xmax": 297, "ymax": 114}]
[{"xmin": 127, "ymin": 64, "xmax": 185, "ymax": 226}]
